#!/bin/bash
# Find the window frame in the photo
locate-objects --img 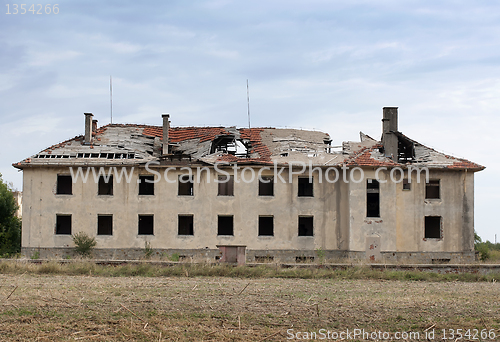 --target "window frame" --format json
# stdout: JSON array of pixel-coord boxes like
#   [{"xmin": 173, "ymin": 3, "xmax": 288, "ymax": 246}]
[
  {"xmin": 217, "ymin": 175, "xmax": 234, "ymax": 196},
  {"xmin": 97, "ymin": 215, "xmax": 113, "ymax": 235},
  {"xmin": 138, "ymin": 175, "xmax": 155, "ymax": 196},
  {"xmin": 298, "ymin": 216, "xmax": 314, "ymax": 237},
  {"xmin": 258, "ymin": 215, "xmax": 274, "ymax": 236},
  {"xmin": 424, "ymin": 216, "xmax": 442, "ymax": 239},
  {"xmin": 98, "ymin": 175, "xmax": 114, "ymax": 196},
  {"xmin": 55, "ymin": 214, "xmax": 72, "ymax": 235},
  {"xmin": 258, "ymin": 176, "xmax": 274, "ymax": 196},
  {"xmin": 178, "ymin": 175, "xmax": 194, "ymax": 196},
  {"xmin": 138, "ymin": 214, "xmax": 154, "ymax": 235},
  {"xmin": 298, "ymin": 177, "xmax": 314, "ymax": 197},
  {"xmin": 178, "ymin": 214, "xmax": 194, "ymax": 236},
  {"xmin": 56, "ymin": 175, "xmax": 73, "ymax": 195},
  {"xmin": 217, "ymin": 215, "xmax": 234, "ymax": 236},
  {"xmin": 425, "ymin": 179, "xmax": 440, "ymax": 199}
]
